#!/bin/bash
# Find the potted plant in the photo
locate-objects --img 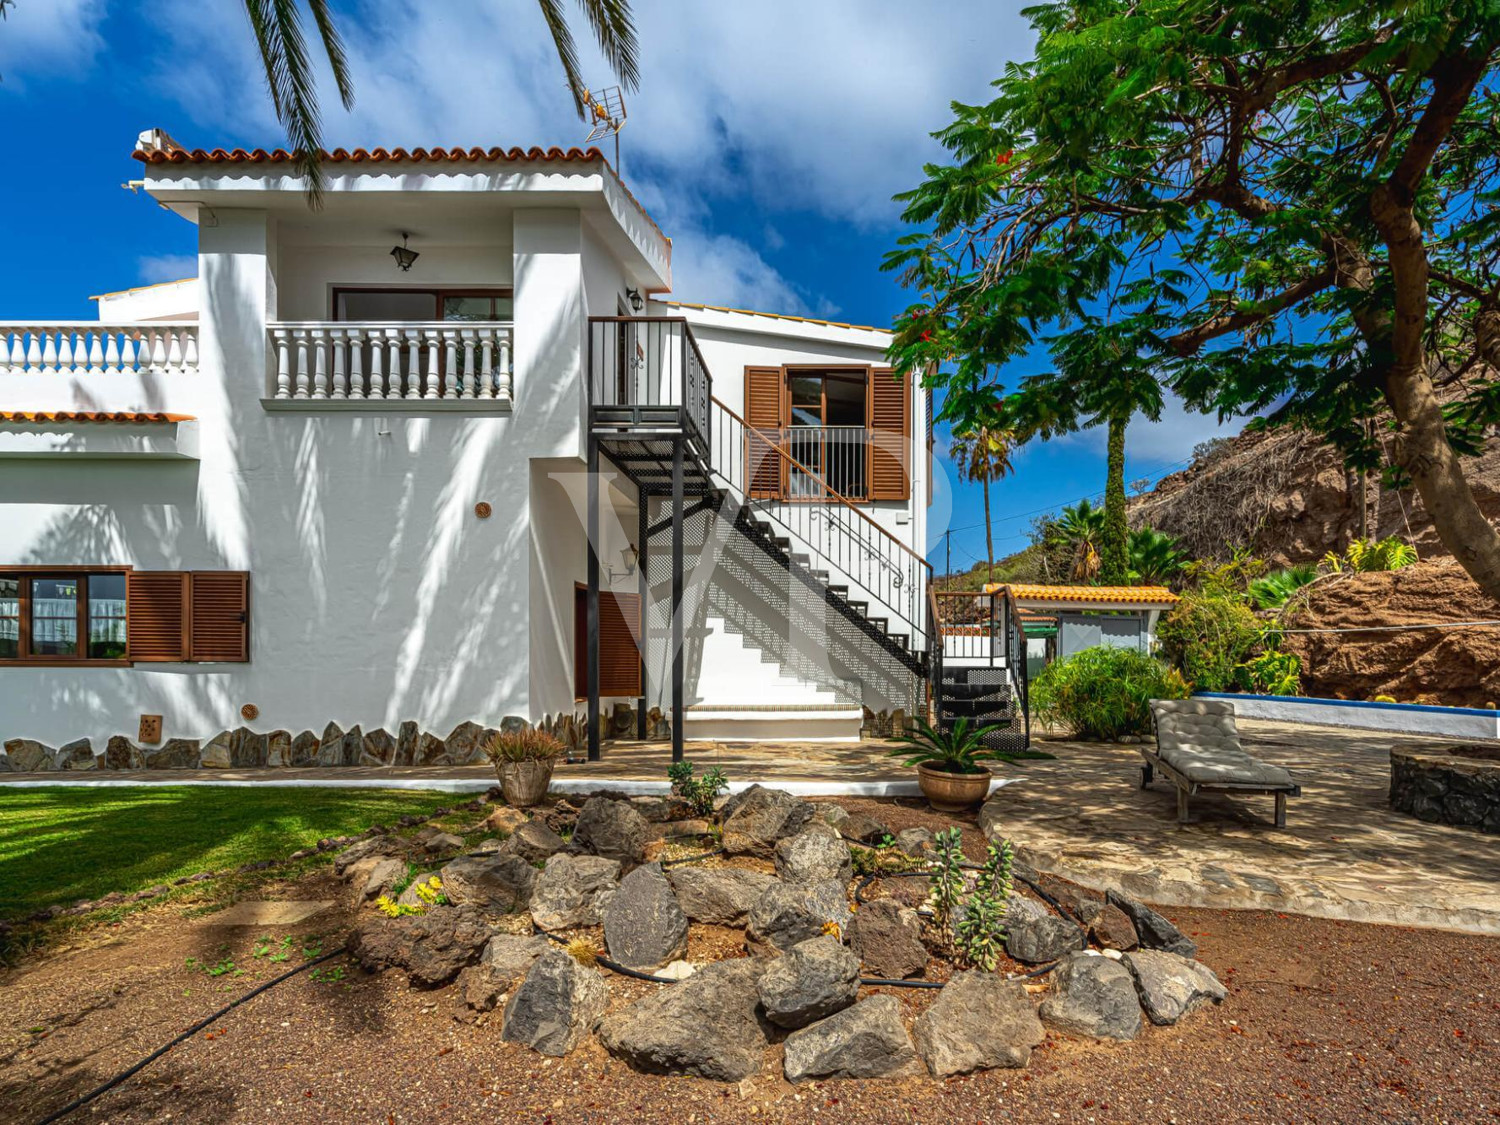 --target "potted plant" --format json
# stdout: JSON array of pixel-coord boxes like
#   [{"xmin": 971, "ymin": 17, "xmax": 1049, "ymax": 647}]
[
  {"xmin": 483, "ymin": 729, "xmax": 566, "ymax": 808},
  {"xmin": 888, "ymin": 717, "xmax": 1011, "ymax": 812}
]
